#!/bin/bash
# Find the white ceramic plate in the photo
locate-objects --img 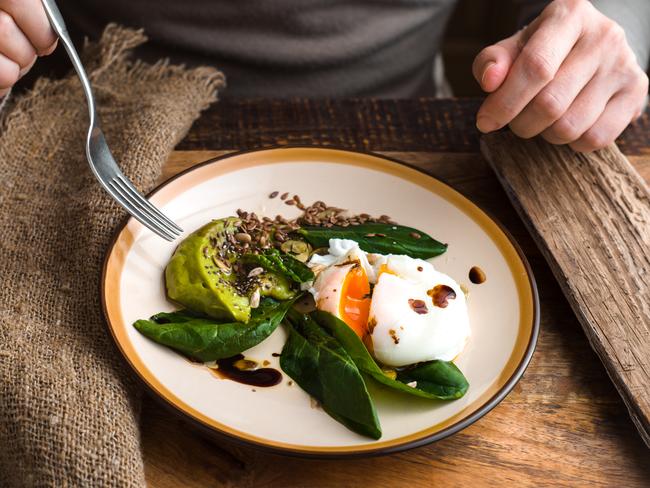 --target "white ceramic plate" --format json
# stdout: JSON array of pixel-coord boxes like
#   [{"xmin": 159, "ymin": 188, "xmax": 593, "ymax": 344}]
[{"xmin": 103, "ymin": 147, "xmax": 538, "ymax": 457}]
